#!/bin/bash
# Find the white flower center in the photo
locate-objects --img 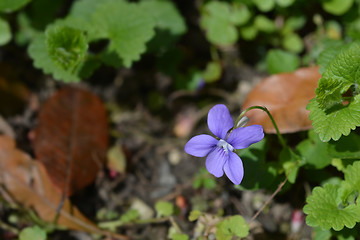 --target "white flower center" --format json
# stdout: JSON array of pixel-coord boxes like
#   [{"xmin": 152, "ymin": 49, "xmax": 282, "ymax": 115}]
[{"xmin": 217, "ymin": 139, "xmax": 234, "ymax": 154}]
